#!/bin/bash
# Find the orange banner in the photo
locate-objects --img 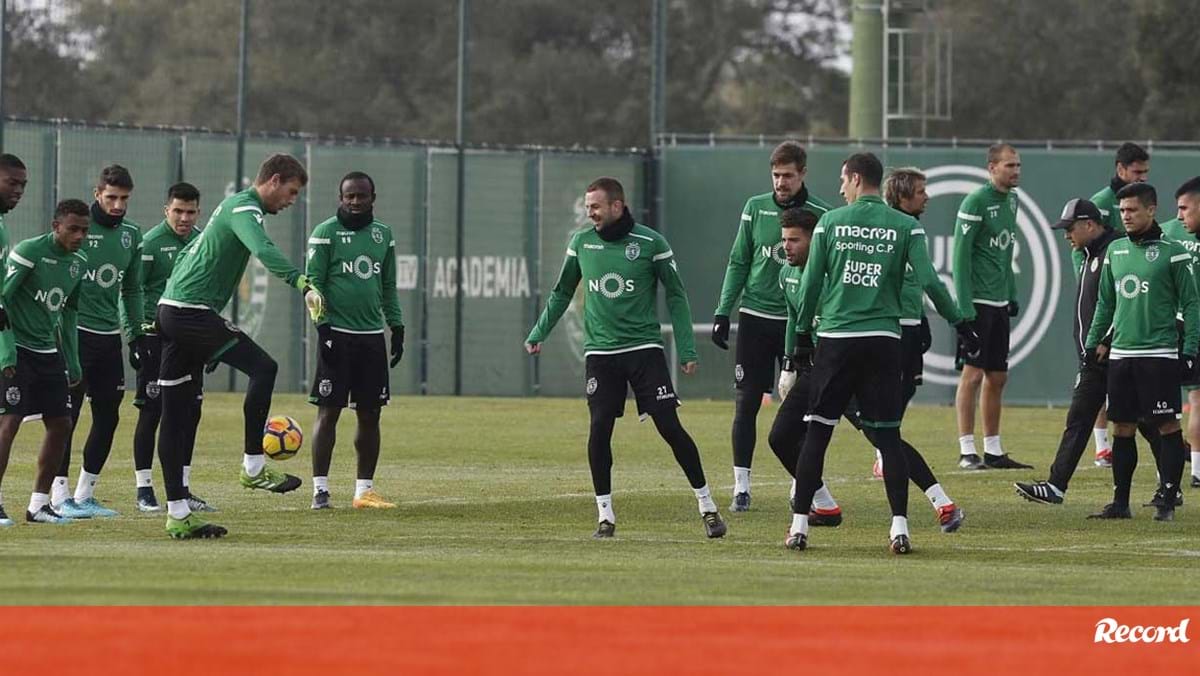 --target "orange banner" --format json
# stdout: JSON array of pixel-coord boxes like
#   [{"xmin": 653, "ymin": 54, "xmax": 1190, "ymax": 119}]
[{"xmin": 1, "ymin": 606, "xmax": 1194, "ymax": 675}]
